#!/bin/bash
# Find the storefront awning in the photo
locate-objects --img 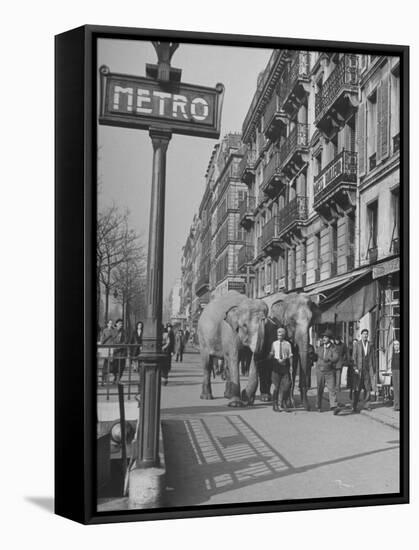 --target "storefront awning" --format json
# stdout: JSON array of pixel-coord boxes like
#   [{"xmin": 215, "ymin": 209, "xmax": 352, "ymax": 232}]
[{"xmin": 318, "ymin": 272, "xmax": 377, "ymax": 323}]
